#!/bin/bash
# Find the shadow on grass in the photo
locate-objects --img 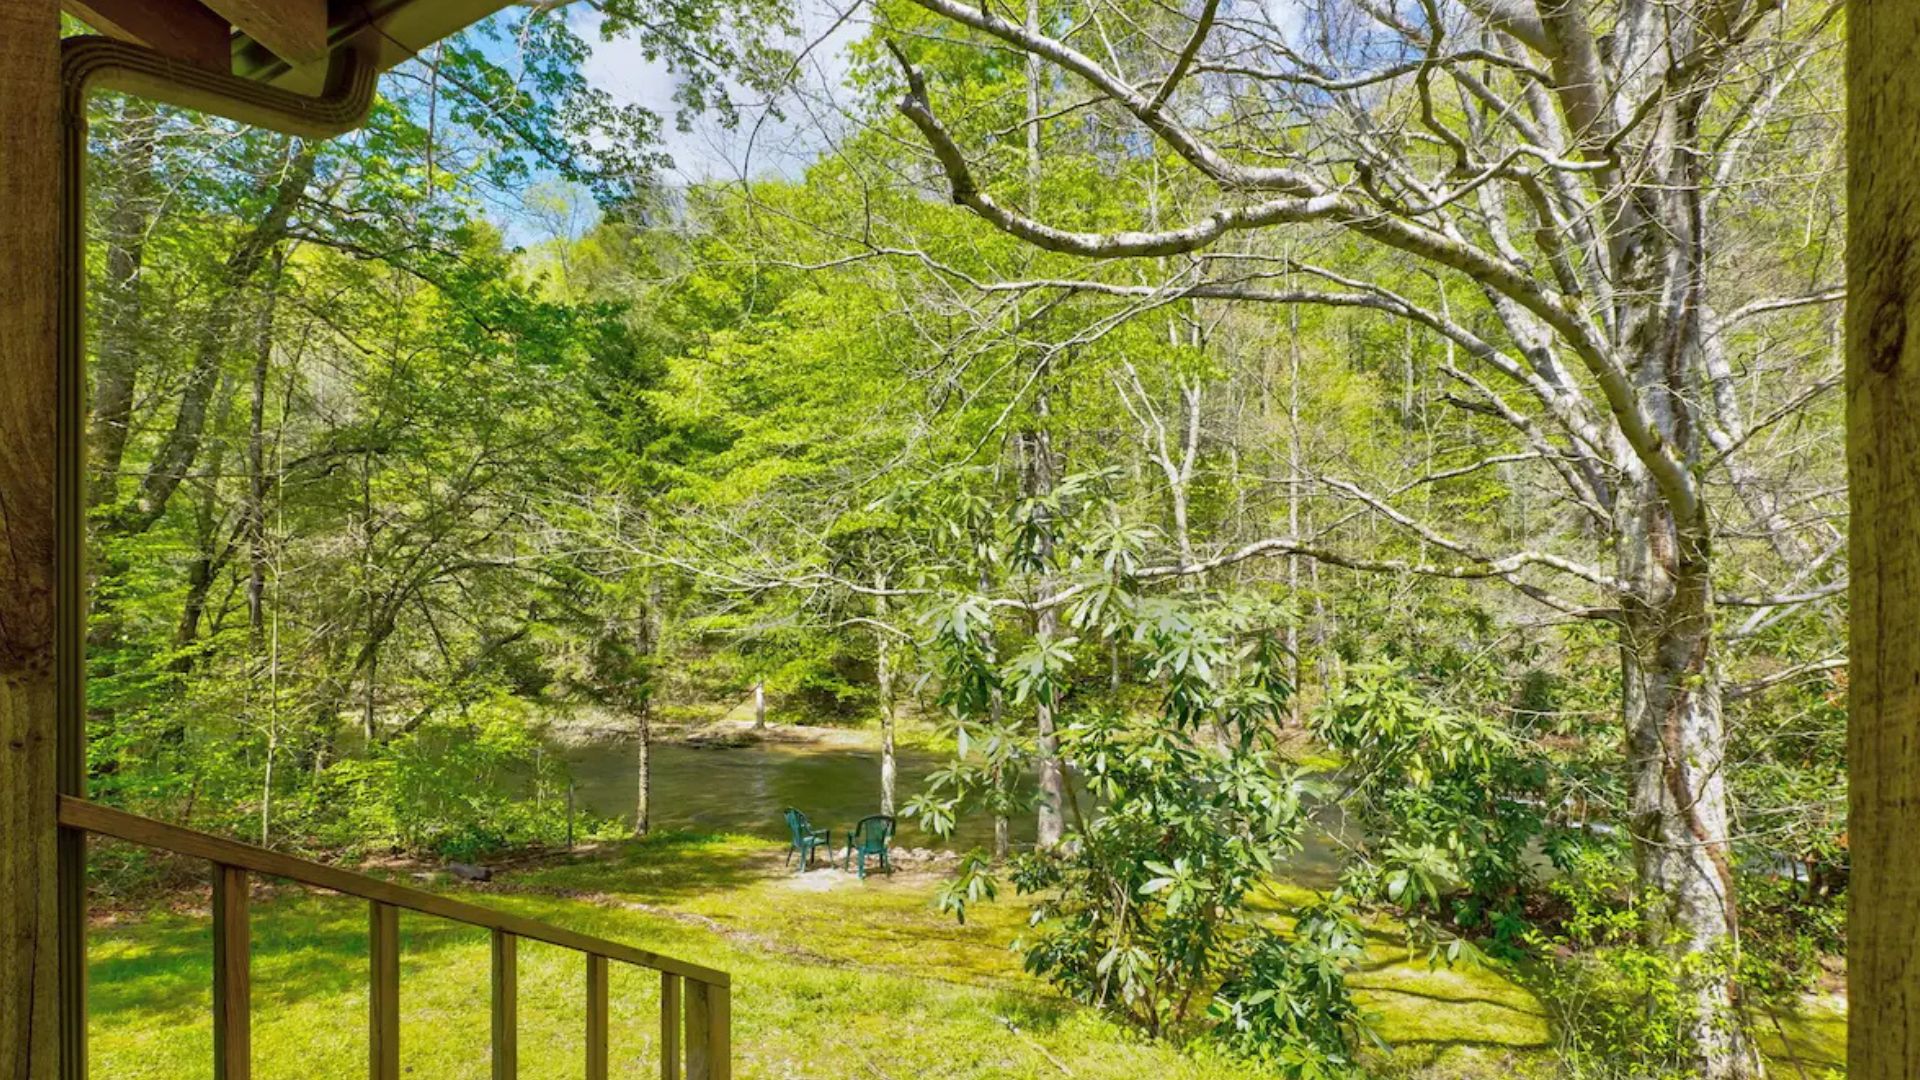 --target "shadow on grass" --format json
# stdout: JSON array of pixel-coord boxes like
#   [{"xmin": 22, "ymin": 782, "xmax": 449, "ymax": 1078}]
[
  {"xmin": 992, "ymin": 990, "xmax": 1075, "ymax": 1035},
  {"xmin": 1358, "ymin": 983, "xmax": 1548, "ymax": 1017},
  {"xmin": 90, "ymin": 891, "xmax": 491, "ymax": 1024},
  {"xmin": 513, "ymin": 830, "xmax": 773, "ymax": 905},
  {"xmin": 1371, "ymin": 1038, "xmax": 1549, "ymax": 1078},
  {"xmin": 1496, "ymin": 955, "xmax": 1846, "ymax": 1075}
]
